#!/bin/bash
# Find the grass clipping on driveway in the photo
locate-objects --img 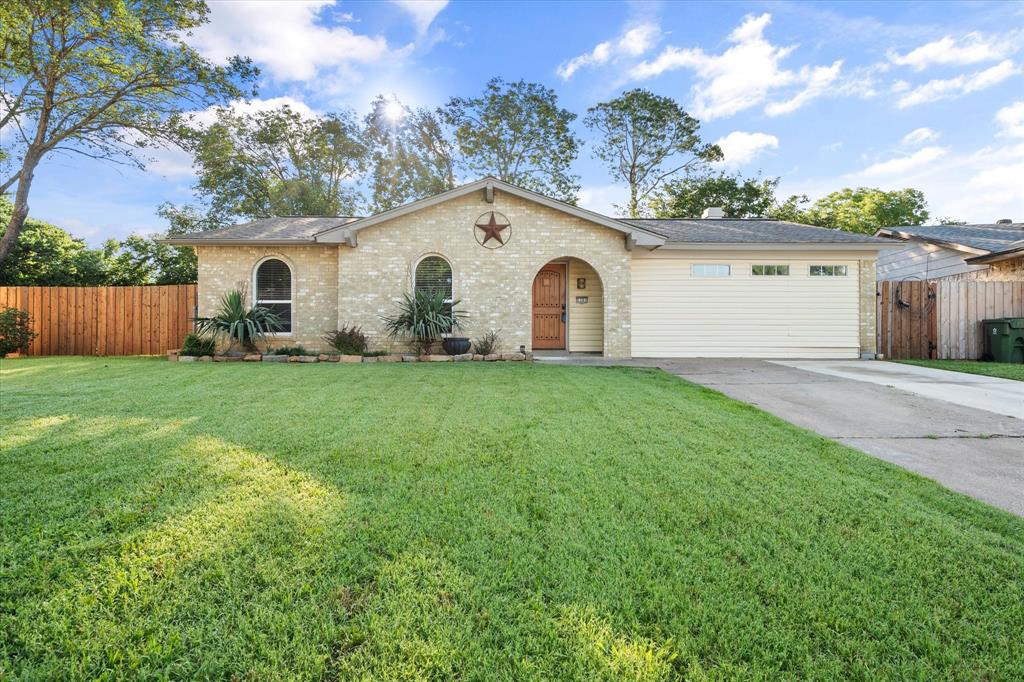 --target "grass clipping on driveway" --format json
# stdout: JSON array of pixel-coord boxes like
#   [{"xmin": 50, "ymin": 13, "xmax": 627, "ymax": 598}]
[{"xmin": 1, "ymin": 358, "xmax": 1022, "ymax": 680}]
